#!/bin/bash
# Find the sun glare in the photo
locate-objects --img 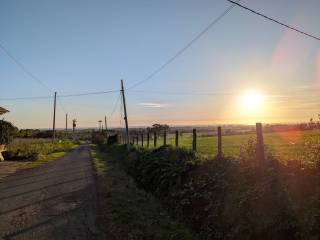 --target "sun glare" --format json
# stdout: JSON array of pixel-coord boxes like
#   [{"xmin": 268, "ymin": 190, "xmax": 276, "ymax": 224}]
[{"xmin": 241, "ymin": 90, "xmax": 263, "ymax": 113}]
